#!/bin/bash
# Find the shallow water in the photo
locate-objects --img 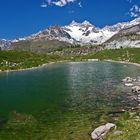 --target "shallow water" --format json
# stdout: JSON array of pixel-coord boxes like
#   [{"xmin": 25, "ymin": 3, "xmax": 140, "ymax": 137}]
[{"xmin": 0, "ymin": 61, "xmax": 140, "ymax": 139}]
